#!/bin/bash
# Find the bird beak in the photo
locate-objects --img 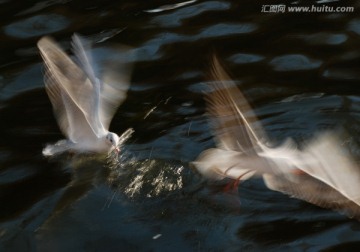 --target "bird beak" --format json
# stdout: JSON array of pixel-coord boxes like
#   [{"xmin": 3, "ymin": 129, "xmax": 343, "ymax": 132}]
[{"xmin": 114, "ymin": 146, "xmax": 120, "ymax": 153}]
